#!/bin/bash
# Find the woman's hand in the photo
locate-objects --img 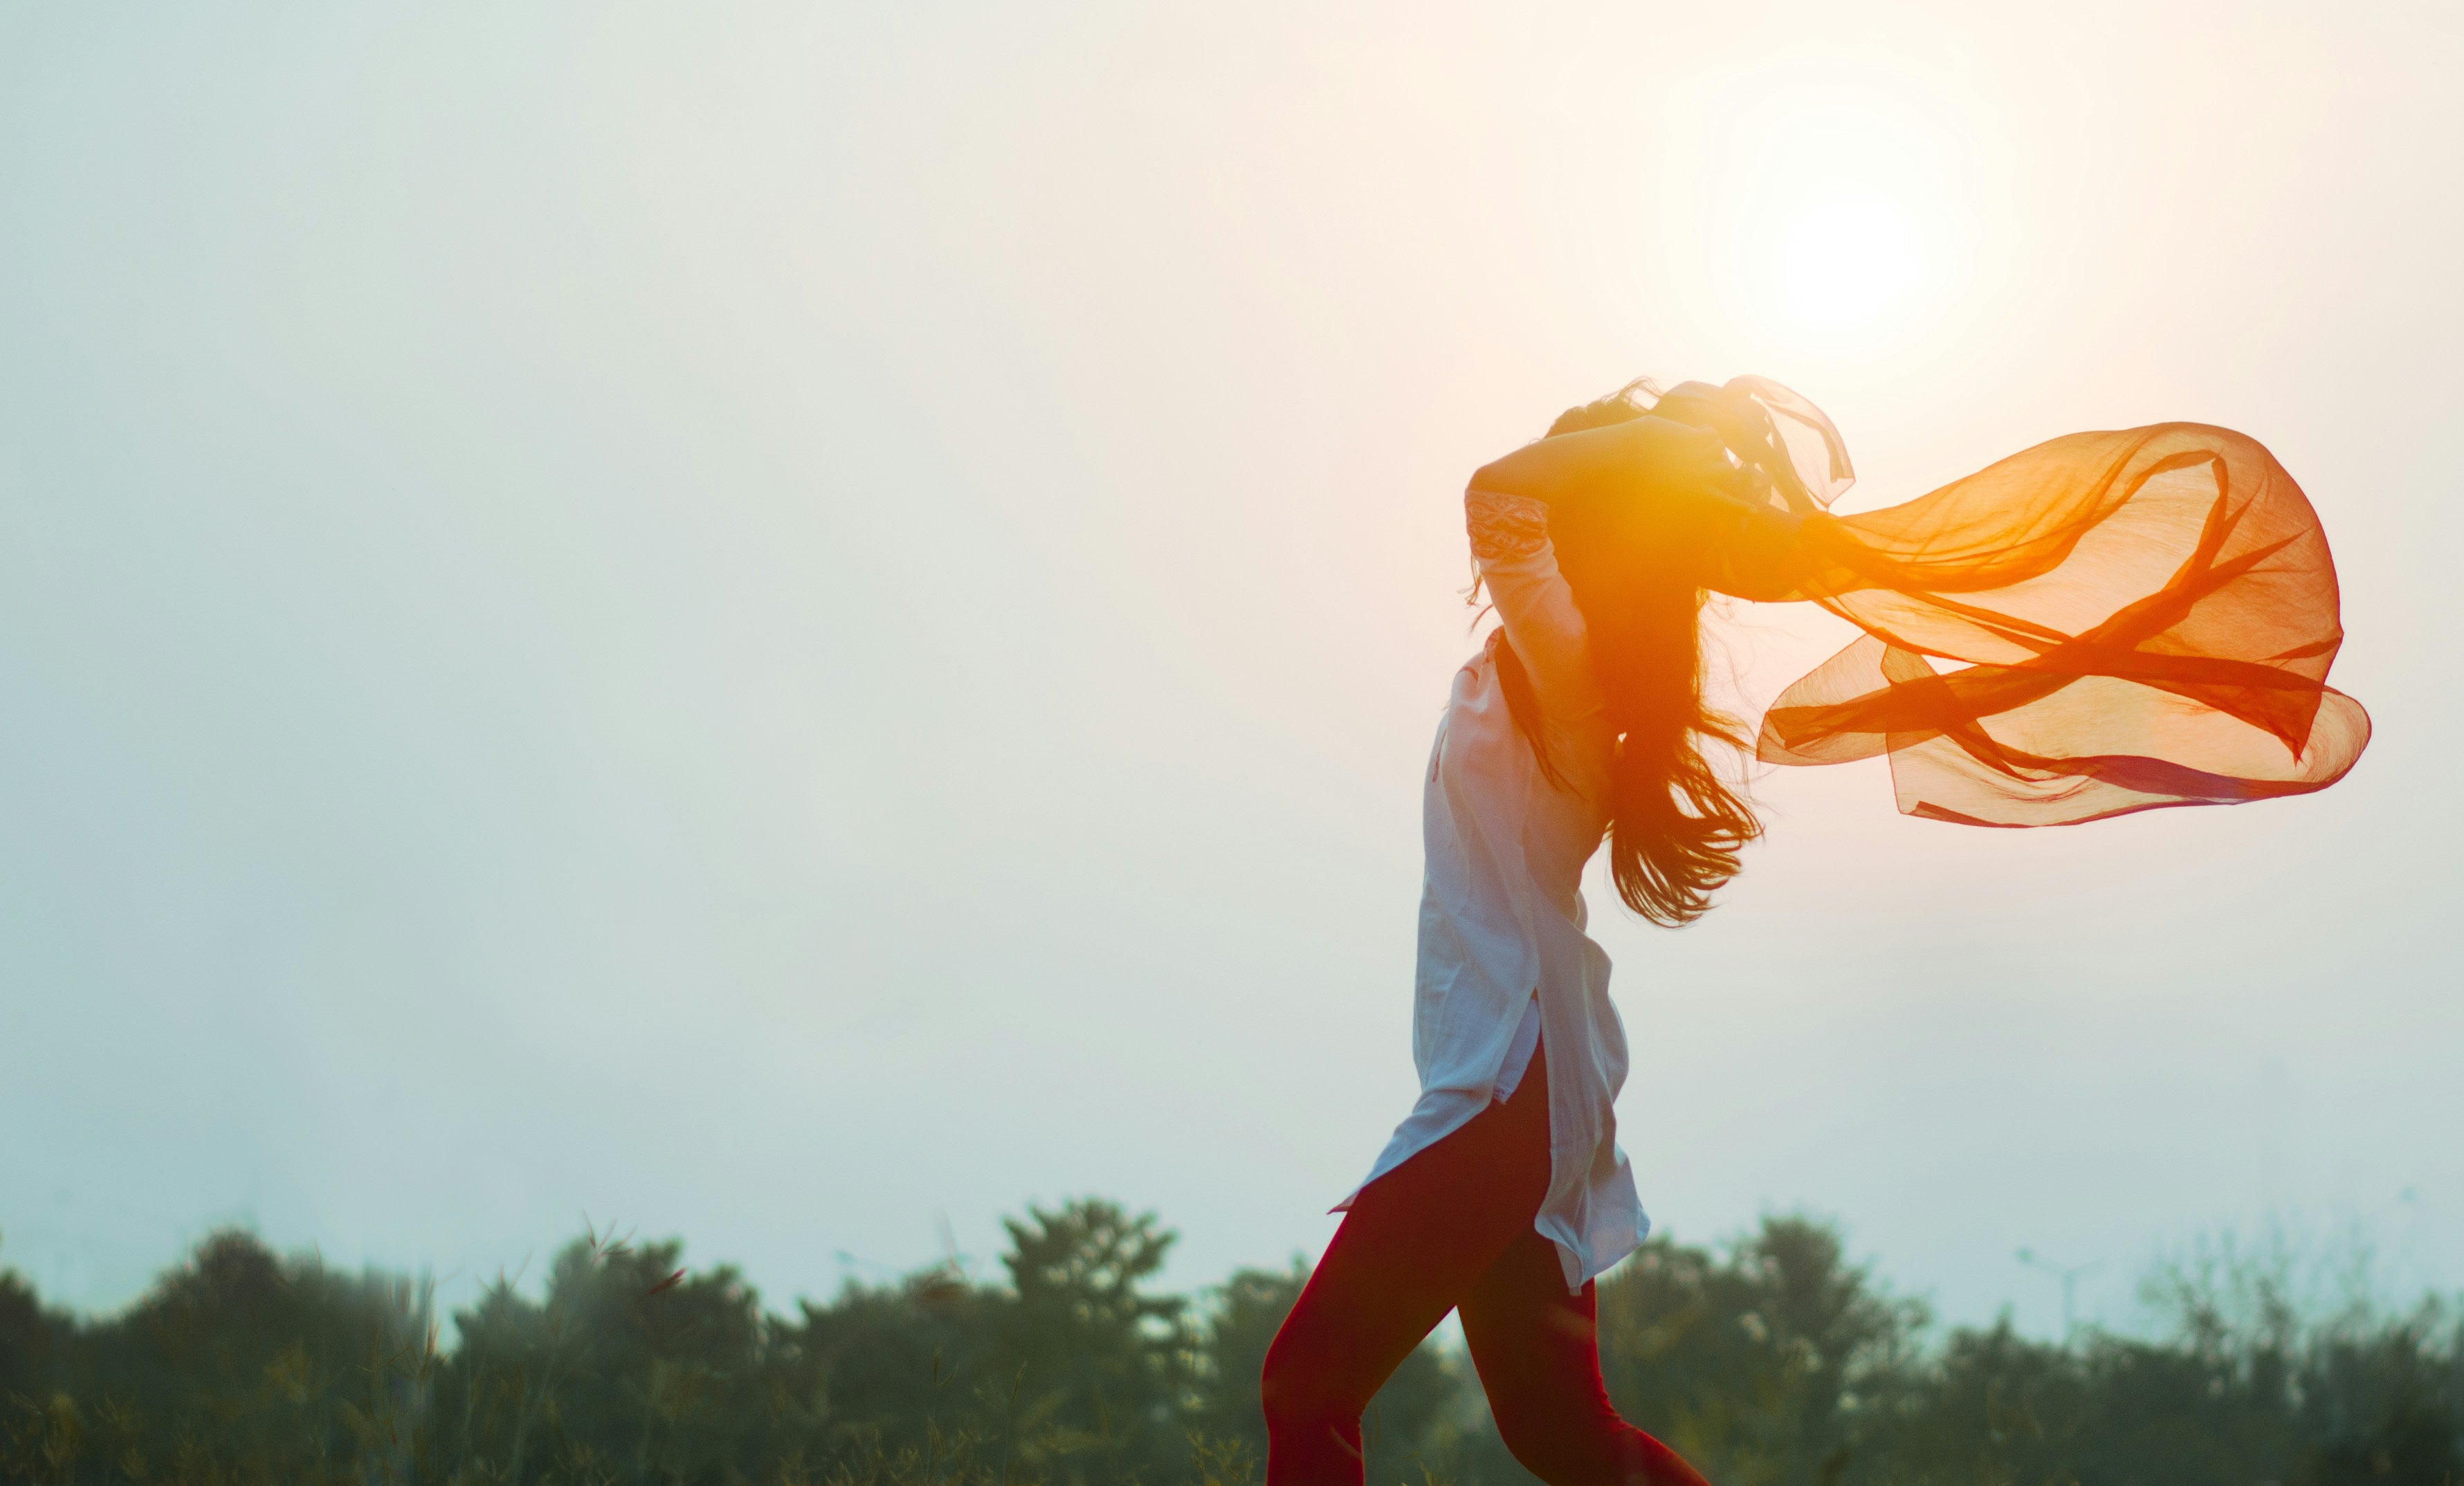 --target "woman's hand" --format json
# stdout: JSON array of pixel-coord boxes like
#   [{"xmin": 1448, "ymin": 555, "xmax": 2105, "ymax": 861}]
[{"xmin": 1470, "ymin": 414, "xmax": 1750, "ymax": 513}]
